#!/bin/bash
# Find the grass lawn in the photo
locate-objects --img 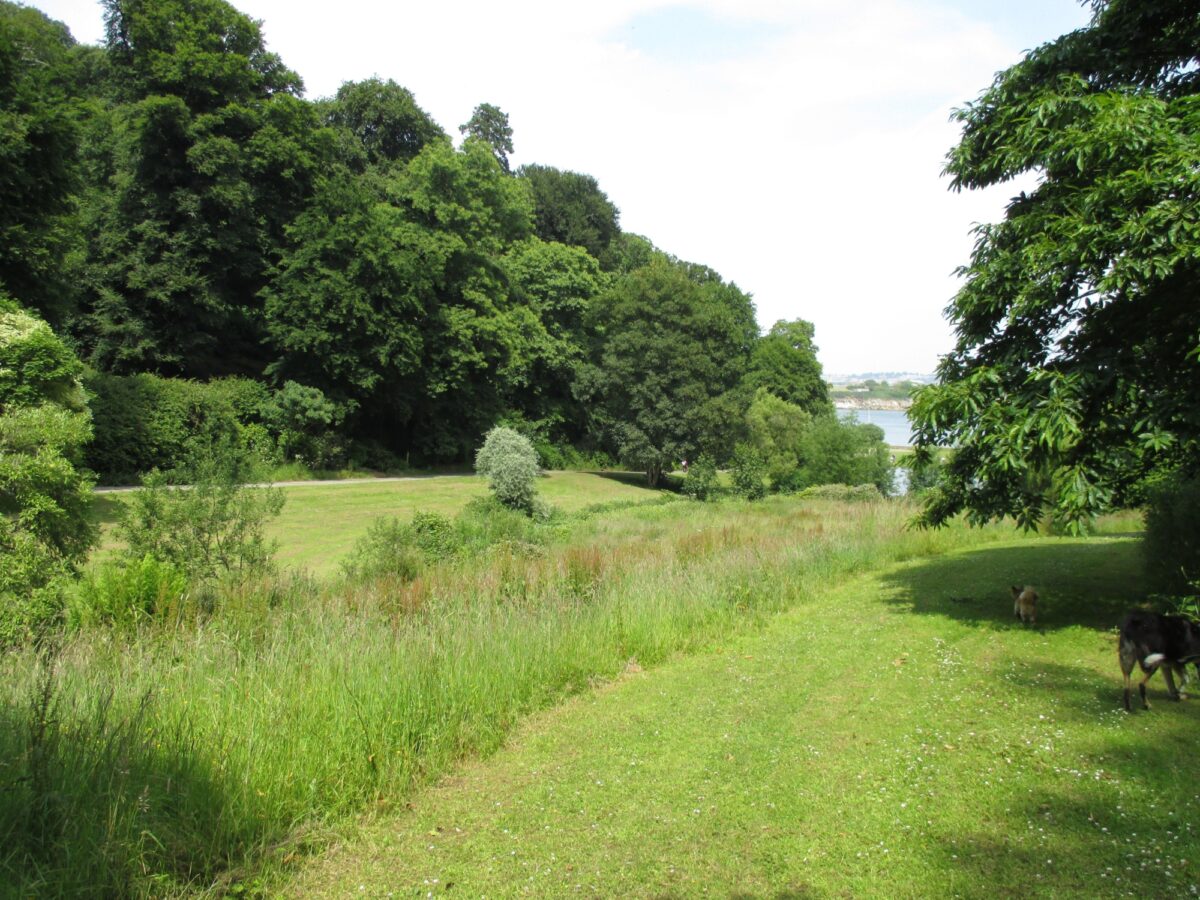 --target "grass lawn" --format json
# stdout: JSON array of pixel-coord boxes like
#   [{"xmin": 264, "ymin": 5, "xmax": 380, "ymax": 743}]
[
  {"xmin": 90, "ymin": 470, "xmax": 668, "ymax": 576},
  {"xmin": 290, "ymin": 532, "xmax": 1200, "ymax": 898}
]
